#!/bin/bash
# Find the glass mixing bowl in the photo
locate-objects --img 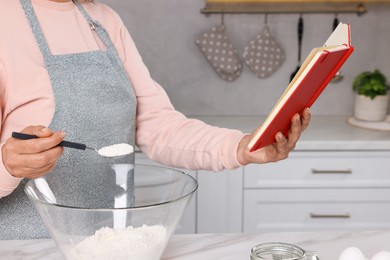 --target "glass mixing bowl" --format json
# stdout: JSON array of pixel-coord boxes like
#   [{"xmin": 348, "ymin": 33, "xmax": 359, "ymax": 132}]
[{"xmin": 25, "ymin": 163, "xmax": 198, "ymax": 260}]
